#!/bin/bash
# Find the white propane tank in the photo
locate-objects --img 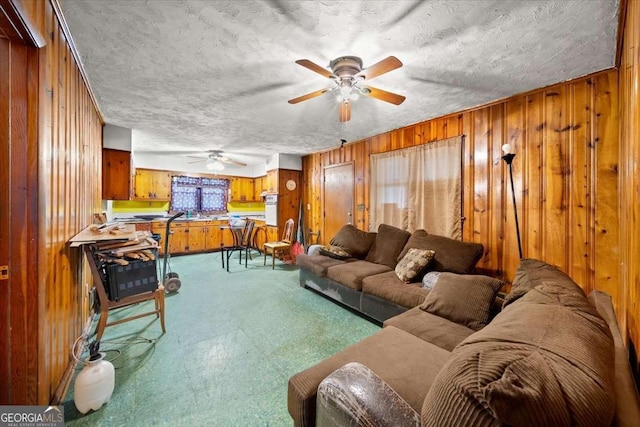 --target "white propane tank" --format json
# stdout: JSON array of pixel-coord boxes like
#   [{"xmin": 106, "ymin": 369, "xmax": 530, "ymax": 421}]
[{"xmin": 74, "ymin": 341, "xmax": 115, "ymax": 414}]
